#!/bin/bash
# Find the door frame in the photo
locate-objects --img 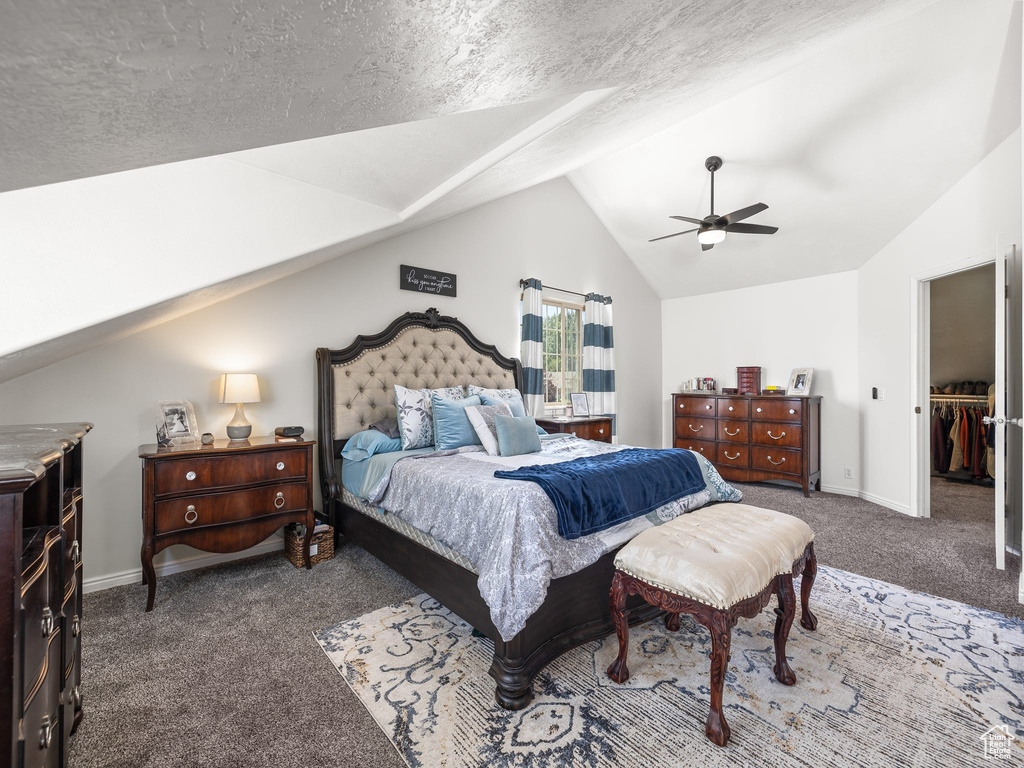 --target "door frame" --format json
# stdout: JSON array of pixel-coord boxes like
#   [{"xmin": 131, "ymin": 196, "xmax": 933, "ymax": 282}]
[{"xmin": 909, "ymin": 251, "xmax": 995, "ymax": 519}]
